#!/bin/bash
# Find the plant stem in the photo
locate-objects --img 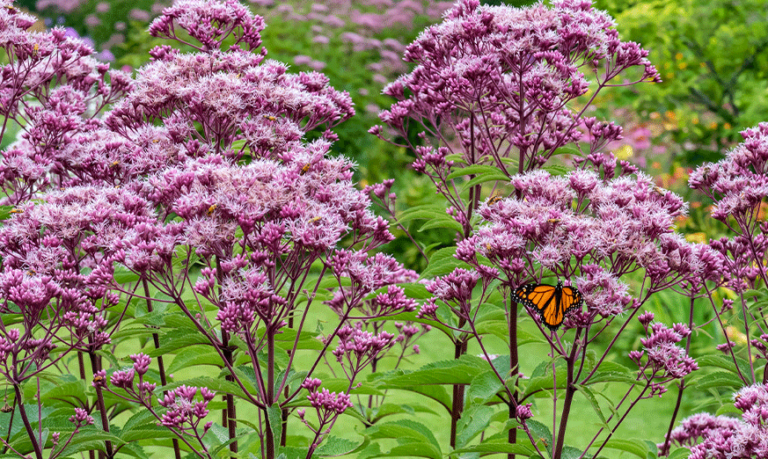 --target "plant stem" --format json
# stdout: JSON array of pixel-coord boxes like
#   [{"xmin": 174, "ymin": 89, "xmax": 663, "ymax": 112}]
[
  {"xmin": 266, "ymin": 328, "xmax": 276, "ymax": 459},
  {"xmin": 13, "ymin": 385, "xmax": 42, "ymax": 459},
  {"xmin": 660, "ymin": 297, "xmax": 696, "ymax": 456},
  {"xmin": 143, "ymin": 278, "xmax": 181, "ymax": 459},
  {"xmin": 222, "ymin": 331, "xmax": 238, "ymax": 453},
  {"xmin": 553, "ymin": 357, "xmax": 575, "ymax": 459},
  {"xmin": 77, "ymin": 351, "xmax": 95, "ymax": 459},
  {"xmin": 508, "ymin": 300, "xmax": 518, "ymax": 459},
  {"xmin": 88, "ymin": 351, "xmax": 113, "ymax": 458},
  {"xmin": 215, "ymin": 257, "xmax": 238, "ymax": 454},
  {"xmin": 450, "ymin": 324, "xmax": 467, "ymax": 449}
]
